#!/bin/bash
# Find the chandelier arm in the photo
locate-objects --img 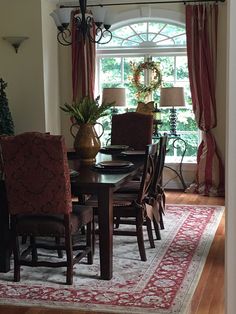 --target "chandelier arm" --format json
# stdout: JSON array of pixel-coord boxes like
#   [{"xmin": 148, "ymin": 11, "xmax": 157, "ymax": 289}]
[
  {"xmin": 86, "ymin": 28, "xmax": 100, "ymax": 44},
  {"xmin": 100, "ymin": 29, "xmax": 113, "ymax": 45},
  {"xmin": 94, "ymin": 27, "xmax": 104, "ymax": 43},
  {"xmin": 57, "ymin": 30, "xmax": 72, "ymax": 46}
]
